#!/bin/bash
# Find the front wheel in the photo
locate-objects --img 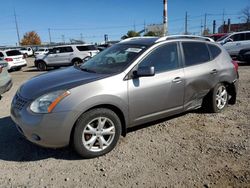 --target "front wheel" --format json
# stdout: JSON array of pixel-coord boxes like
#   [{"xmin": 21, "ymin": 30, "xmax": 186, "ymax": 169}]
[
  {"xmin": 73, "ymin": 108, "xmax": 121, "ymax": 158},
  {"xmin": 37, "ymin": 61, "xmax": 47, "ymax": 71}
]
